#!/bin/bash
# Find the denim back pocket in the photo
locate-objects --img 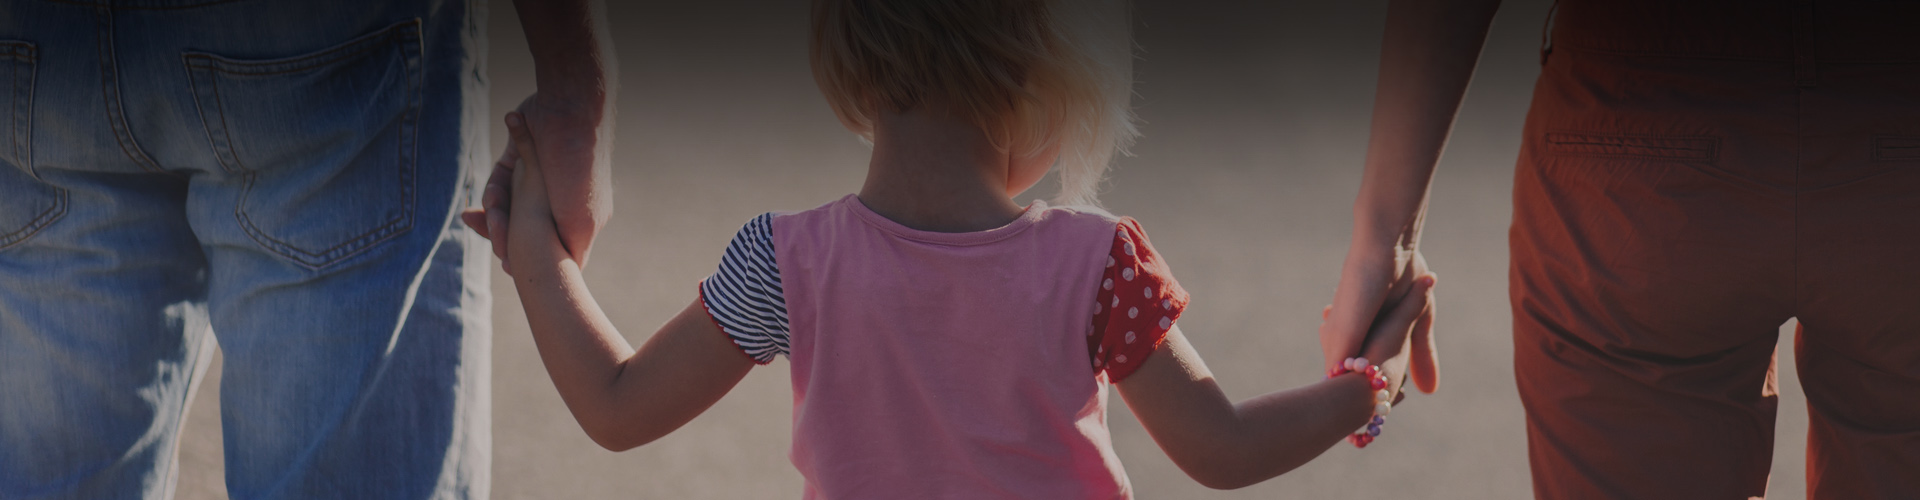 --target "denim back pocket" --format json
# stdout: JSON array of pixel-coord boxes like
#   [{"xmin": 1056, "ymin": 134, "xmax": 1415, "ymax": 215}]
[
  {"xmin": 0, "ymin": 40, "xmax": 66, "ymax": 250},
  {"xmin": 183, "ymin": 20, "xmax": 422, "ymax": 269}
]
